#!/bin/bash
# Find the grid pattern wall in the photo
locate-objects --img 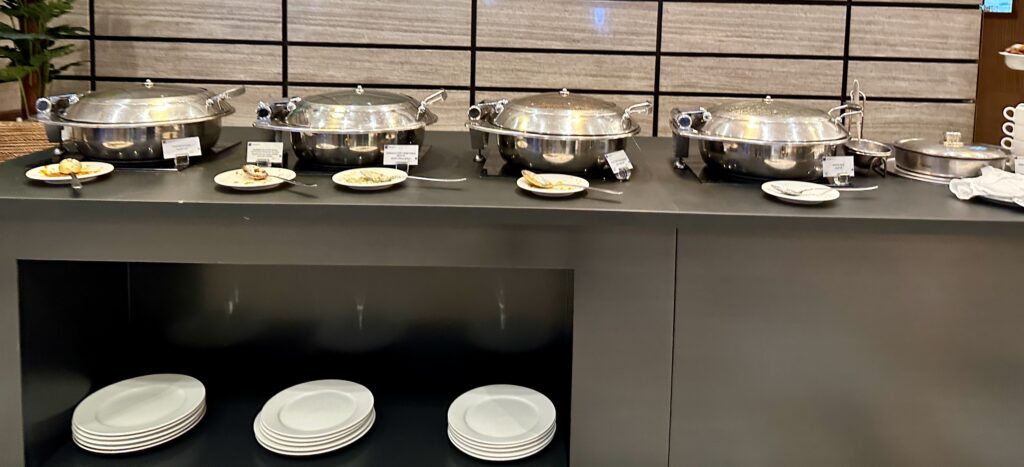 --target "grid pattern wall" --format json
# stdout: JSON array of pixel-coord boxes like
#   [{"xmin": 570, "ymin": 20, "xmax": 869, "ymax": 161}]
[{"xmin": 51, "ymin": 0, "xmax": 981, "ymax": 142}]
